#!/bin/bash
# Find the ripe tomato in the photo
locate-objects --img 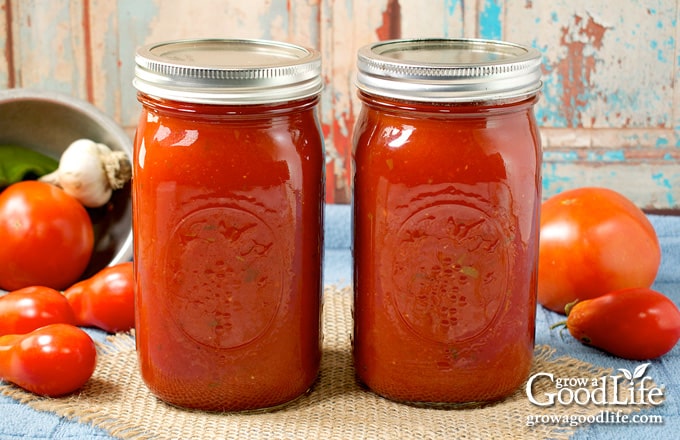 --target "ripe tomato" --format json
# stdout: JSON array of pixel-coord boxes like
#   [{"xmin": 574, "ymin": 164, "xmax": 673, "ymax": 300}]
[
  {"xmin": 538, "ymin": 187, "xmax": 660, "ymax": 313},
  {"xmin": 566, "ymin": 287, "xmax": 680, "ymax": 360},
  {"xmin": 0, "ymin": 181, "xmax": 94, "ymax": 291},
  {"xmin": 0, "ymin": 286, "xmax": 76, "ymax": 335},
  {"xmin": 64, "ymin": 262, "xmax": 134, "ymax": 333},
  {"xmin": 0, "ymin": 323, "xmax": 97, "ymax": 396}
]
